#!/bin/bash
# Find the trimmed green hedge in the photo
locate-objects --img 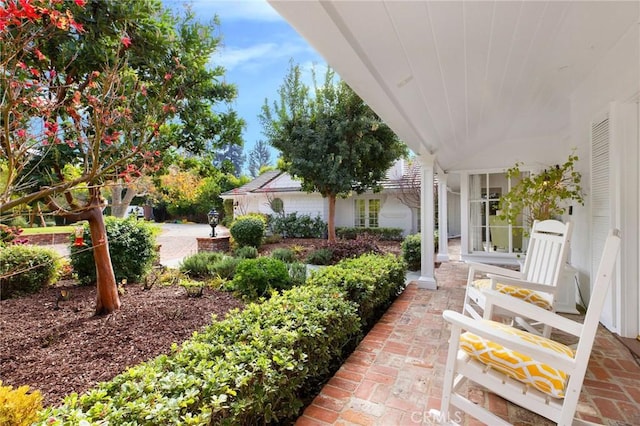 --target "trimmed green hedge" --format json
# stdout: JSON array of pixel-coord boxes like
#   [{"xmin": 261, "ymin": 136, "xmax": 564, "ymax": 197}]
[
  {"xmin": 37, "ymin": 253, "xmax": 407, "ymax": 425},
  {"xmin": 335, "ymin": 226, "xmax": 404, "ymax": 241},
  {"xmin": 307, "ymin": 253, "xmax": 406, "ymax": 326},
  {"xmin": 267, "ymin": 213, "xmax": 326, "ymax": 238},
  {"xmin": 401, "ymin": 233, "xmax": 422, "ymax": 271}
]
